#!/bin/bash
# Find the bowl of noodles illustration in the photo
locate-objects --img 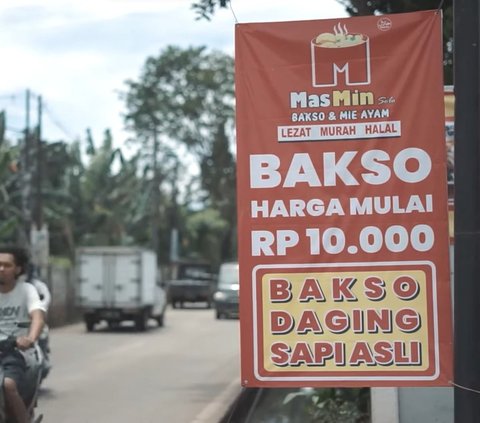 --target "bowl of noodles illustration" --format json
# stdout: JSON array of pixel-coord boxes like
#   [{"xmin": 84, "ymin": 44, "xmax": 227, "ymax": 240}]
[{"xmin": 311, "ymin": 23, "xmax": 370, "ymax": 87}]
